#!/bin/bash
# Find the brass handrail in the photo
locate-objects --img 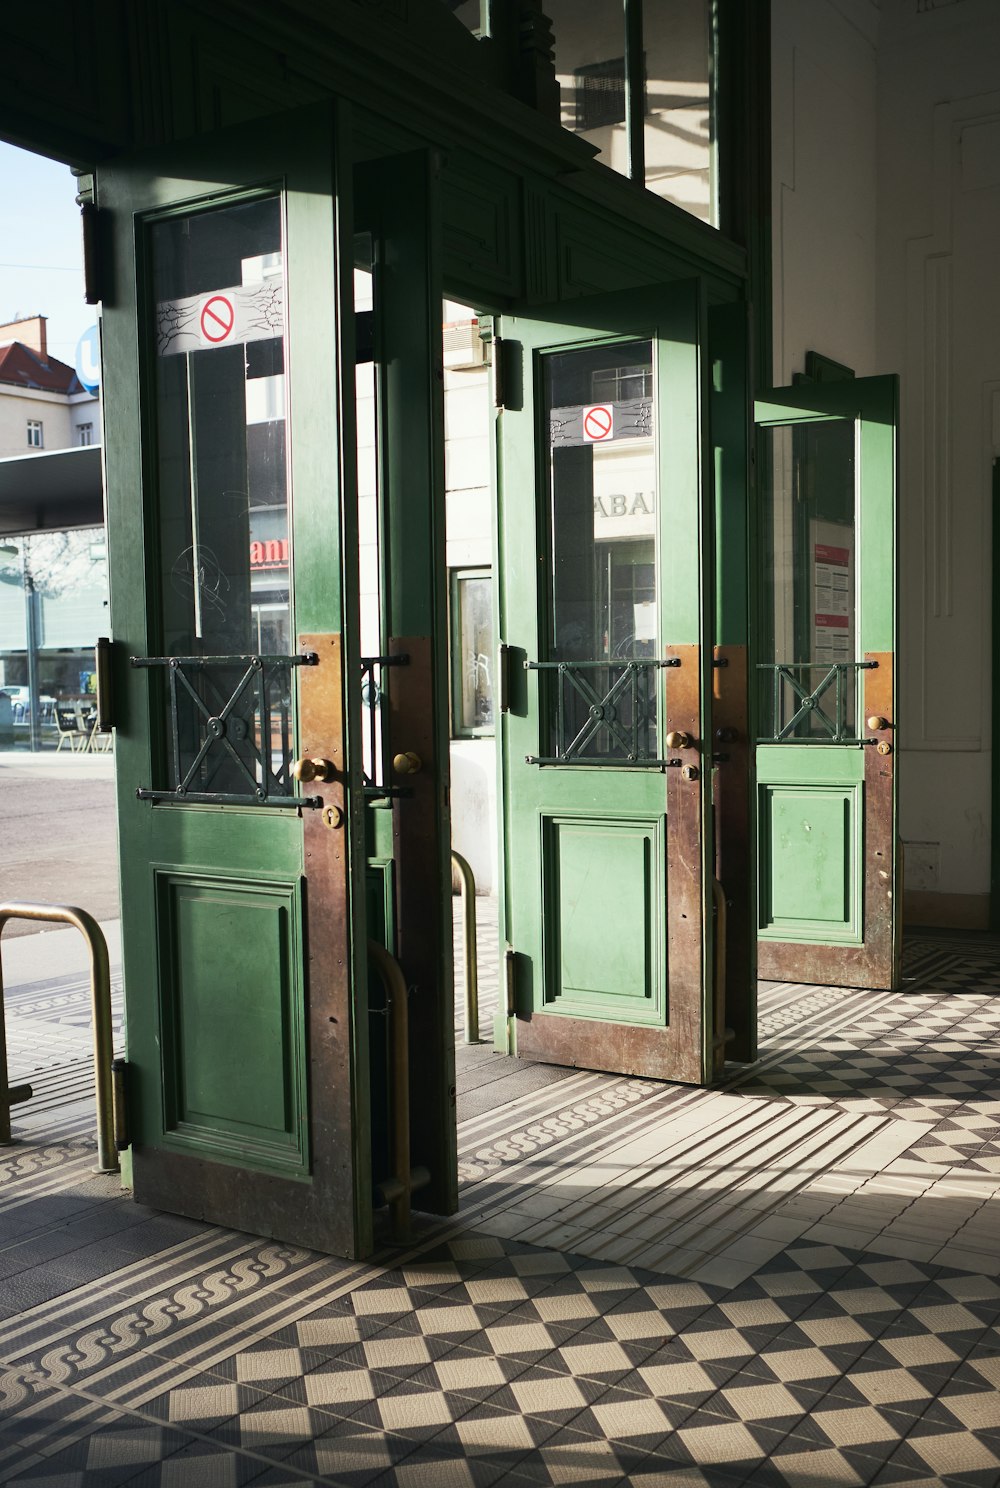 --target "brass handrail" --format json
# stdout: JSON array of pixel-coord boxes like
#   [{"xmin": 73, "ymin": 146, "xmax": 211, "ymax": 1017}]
[
  {"xmin": 0, "ymin": 902, "xmax": 119, "ymax": 1174},
  {"xmin": 451, "ymin": 850, "xmax": 479, "ymax": 1044}
]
